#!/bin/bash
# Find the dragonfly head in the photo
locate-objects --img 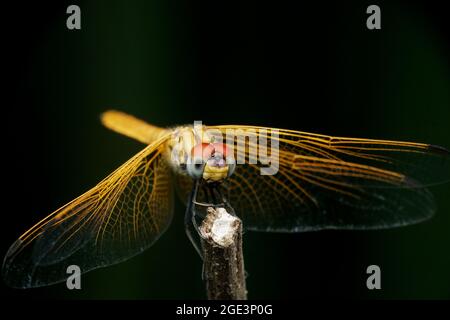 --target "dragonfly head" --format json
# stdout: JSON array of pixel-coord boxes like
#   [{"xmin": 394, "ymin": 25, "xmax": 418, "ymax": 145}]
[{"xmin": 187, "ymin": 142, "xmax": 235, "ymax": 183}]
